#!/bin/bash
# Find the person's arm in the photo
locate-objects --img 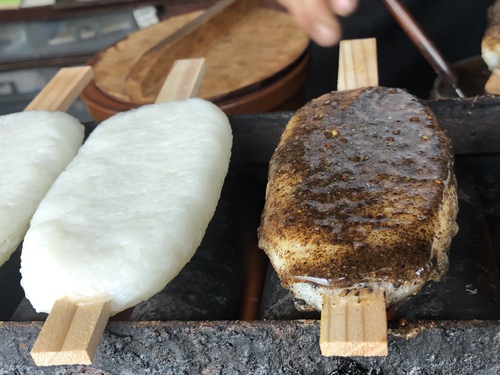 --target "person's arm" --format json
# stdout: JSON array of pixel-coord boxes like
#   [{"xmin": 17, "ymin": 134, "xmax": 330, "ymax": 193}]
[{"xmin": 277, "ymin": 0, "xmax": 358, "ymax": 46}]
